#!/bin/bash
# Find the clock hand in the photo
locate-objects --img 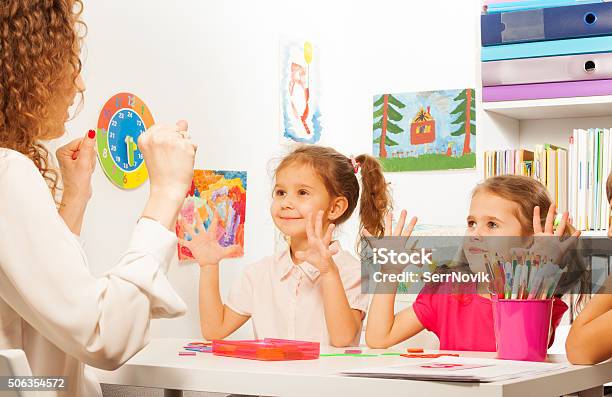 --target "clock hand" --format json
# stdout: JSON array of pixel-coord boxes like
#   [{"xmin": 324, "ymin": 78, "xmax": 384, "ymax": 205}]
[{"xmin": 125, "ymin": 135, "xmax": 136, "ymax": 167}]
